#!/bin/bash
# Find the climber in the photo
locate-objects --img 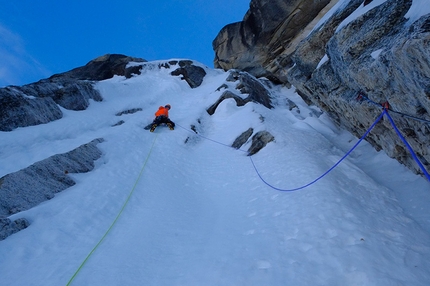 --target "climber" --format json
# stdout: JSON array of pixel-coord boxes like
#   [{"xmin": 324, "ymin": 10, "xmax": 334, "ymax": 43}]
[{"xmin": 149, "ymin": 104, "xmax": 175, "ymax": 132}]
